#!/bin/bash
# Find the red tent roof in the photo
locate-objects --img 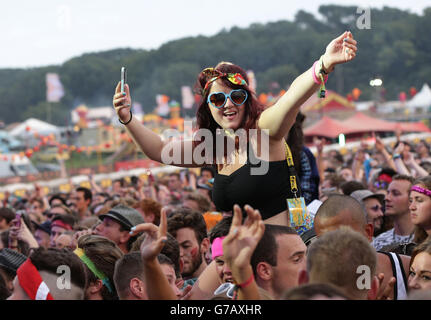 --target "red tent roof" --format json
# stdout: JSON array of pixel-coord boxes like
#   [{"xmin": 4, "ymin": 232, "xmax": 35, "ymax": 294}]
[
  {"xmin": 341, "ymin": 112, "xmax": 396, "ymax": 133},
  {"xmin": 301, "ymin": 90, "xmax": 356, "ymax": 113},
  {"xmin": 303, "ymin": 116, "xmax": 355, "ymax": 138},
  {"xmin": 396, "ymin": 121, "xmax": 431, "ymax": 133}
]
